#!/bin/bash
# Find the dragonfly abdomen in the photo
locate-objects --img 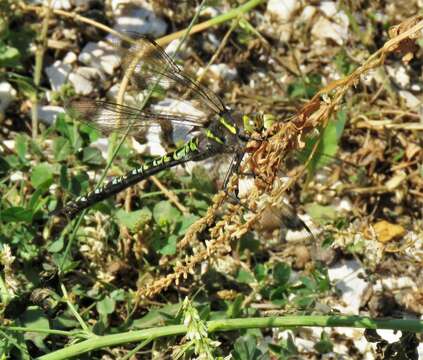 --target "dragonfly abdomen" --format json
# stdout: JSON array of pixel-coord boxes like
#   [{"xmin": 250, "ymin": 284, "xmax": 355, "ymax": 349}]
[{"xmin": 53, "ymin": 137, "xmax": 204, "ymax": 219}]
